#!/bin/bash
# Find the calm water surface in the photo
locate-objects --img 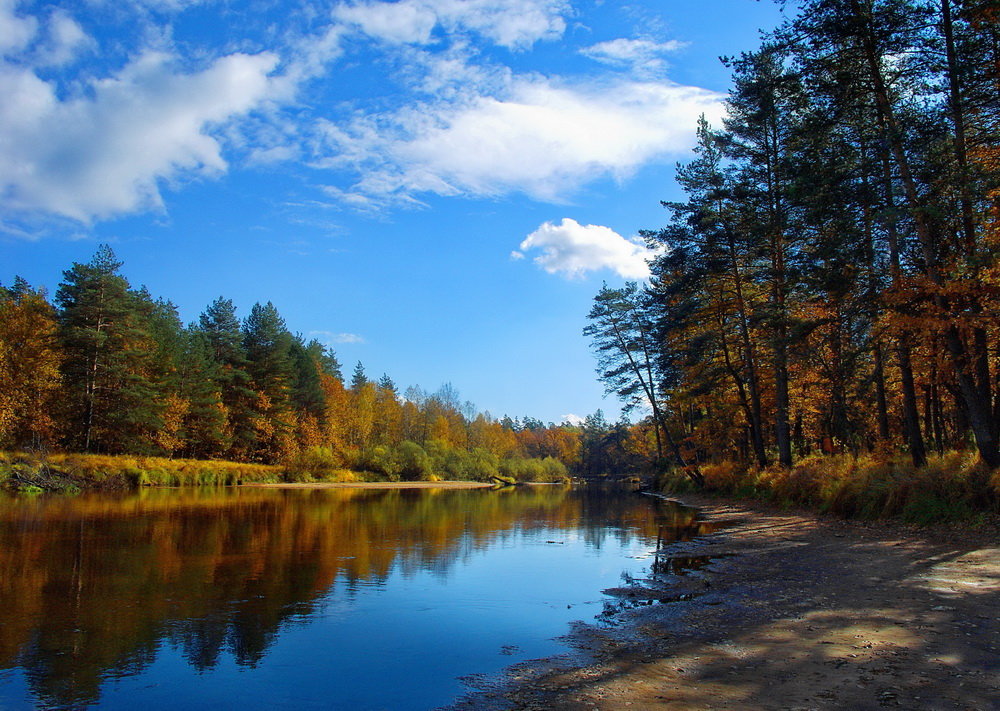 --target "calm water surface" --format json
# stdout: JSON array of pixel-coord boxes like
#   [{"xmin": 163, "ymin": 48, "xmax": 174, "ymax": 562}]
[{"xmin": 0, "ymin": 485, "xmax": 710, "ymax": 710}]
